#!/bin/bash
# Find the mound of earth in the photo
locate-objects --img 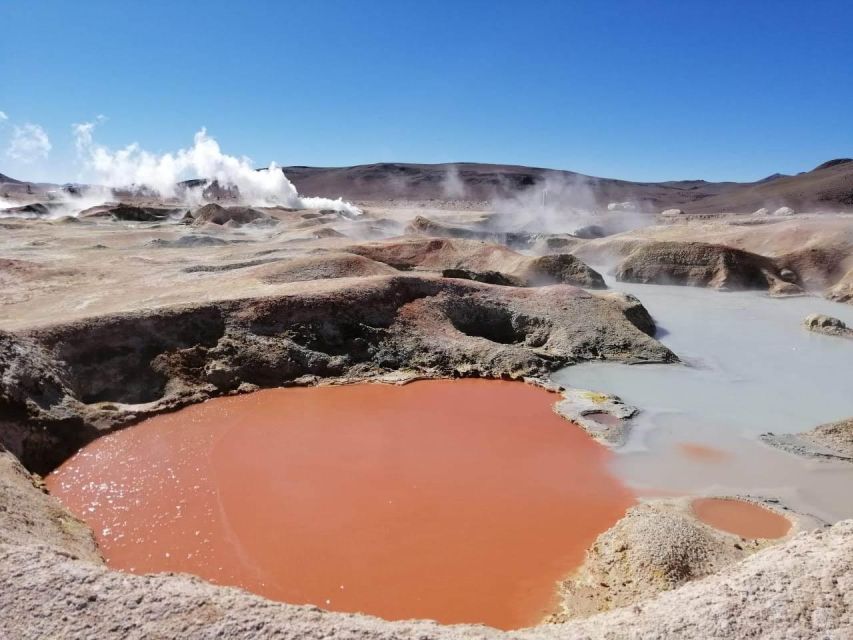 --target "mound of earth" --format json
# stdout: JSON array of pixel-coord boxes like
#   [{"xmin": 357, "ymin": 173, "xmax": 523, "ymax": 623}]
[
  {"xmin": 0, "ymin": 275, "xmax": 672, "ymax": 473},
  {"xmin": 615, "ymin": 241, "xmax": 802, "ymax": 294},
  {"xmin": 517, "ymin": 254, "xmax": 606, "ymax": 288},
  {"xmin": 0, "ymin": 202, "xmax": 52, "ymax": 217},
  {"xmin": 346, "ymin": 238, "xmax": 605, "ymax": 288},
  {"xmin": 762, "ymin": 417, "xmax": 853, "ymax": 463},
  {"xmin": 254, "ymin": 253, "xmax": 398, "ymax": 283},
  {"xmin": 406, "ymin": 215, "xmax": 534, "ymax": 248},
  {"xmin": 548, "ymin": 498, "xmax": 794, "ymax": 621},
  {"xmin": 191, "ymin": 203, "xmax": 270, "ymax": 226},
  {"xmin": 80, "ymin": 203, "xmax": 184, "ymax": 222}
]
